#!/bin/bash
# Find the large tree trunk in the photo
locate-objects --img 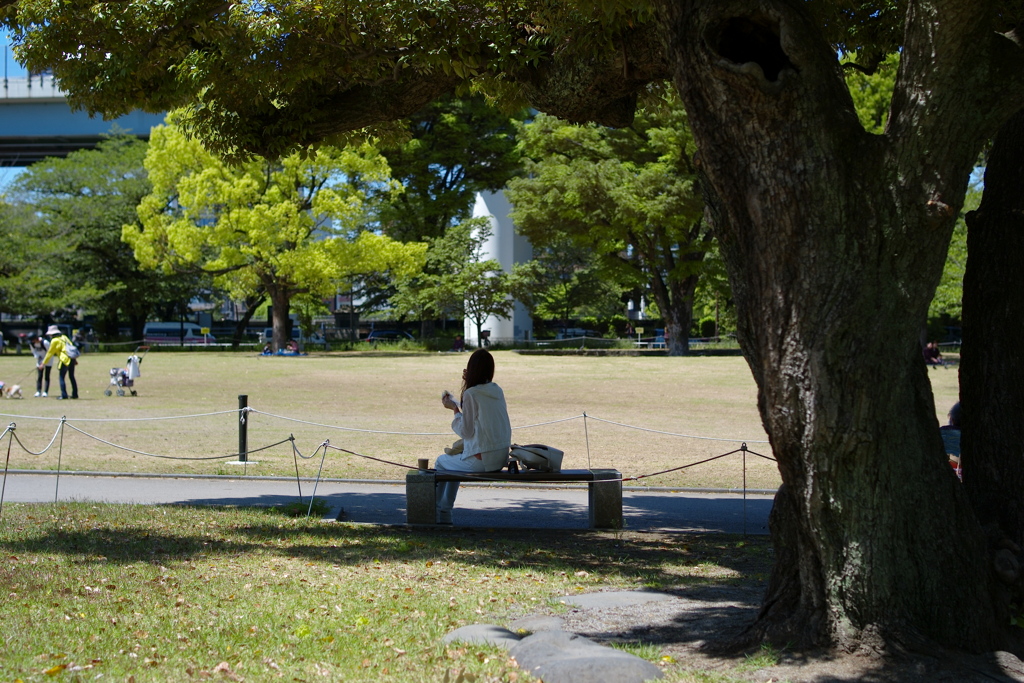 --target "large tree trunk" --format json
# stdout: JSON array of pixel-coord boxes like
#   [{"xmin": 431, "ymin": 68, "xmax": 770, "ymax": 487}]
[
  {"xmin": 641, "ymin": 242, "xmax": 702, "ymax": 356},
  {"xmin": 961, "ymin": 109, "xmax": 1024, "ymax": 619},
  {"xmin": 268, "ymin": 285, "xmax": 292, "ymax": 353},
  {"xmin": 652, "ymin": 276, "xmax": 695, "ymax": 357},
  {"xmin": 656, "ymin": 0, "xmax": 1009, "ymax": 652}
]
